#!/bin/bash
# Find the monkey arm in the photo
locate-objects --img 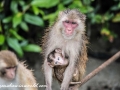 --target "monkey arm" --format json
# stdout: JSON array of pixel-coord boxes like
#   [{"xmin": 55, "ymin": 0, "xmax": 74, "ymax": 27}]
[
  {"xmin": 60, "ymin": 57, "xmax": 76, "ymax": 90},
  {"xmin": 43, "ymin": 59, "xmax": 53, "ymax": 90}
]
